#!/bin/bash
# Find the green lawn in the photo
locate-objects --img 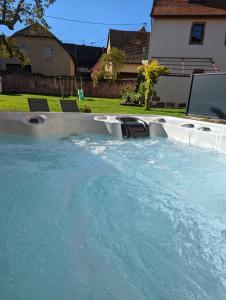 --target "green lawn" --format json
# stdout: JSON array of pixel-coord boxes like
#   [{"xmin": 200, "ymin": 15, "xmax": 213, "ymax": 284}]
[{"xmin": 0, "ymin": 93, "xmax": 185, "ymax": 117}]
